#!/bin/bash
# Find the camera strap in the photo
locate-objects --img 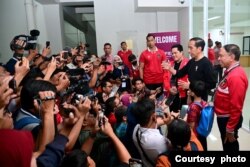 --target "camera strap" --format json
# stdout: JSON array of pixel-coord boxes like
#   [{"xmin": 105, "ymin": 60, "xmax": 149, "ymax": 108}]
[{"xmin": 136, "ymin": 128, "xmax": 155, "ymax": 166}]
